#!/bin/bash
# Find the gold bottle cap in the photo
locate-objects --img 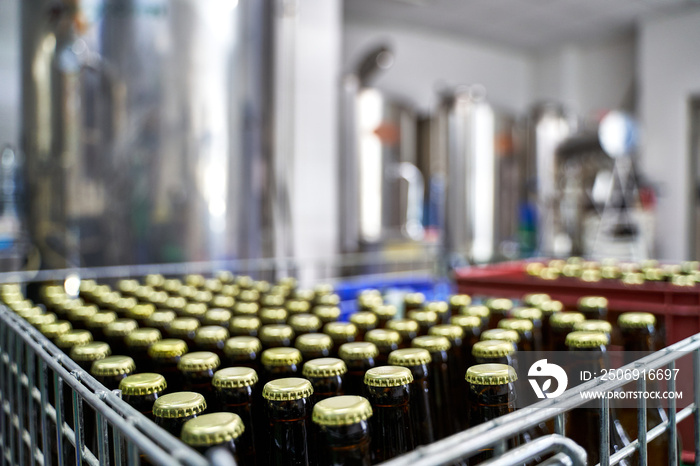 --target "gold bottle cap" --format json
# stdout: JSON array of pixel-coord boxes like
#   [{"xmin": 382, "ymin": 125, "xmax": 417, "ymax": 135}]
[
  {"xmin": 144, "ymin": 274, "xmax": 166, "ymax": 288},
  {"xmin": 407, "ymin": 310, "xmax": 438, "ymax": 325},
  {"xmin": 573, "ymin": 319, "xmax": 612, "ymax": 334},
  {"xmin": 224, "ymin": 336, "xmax": 262, "ymax": 356},
  {"xmin": 164, "ymin": 296, "xmax": 187, "ymax": 312},
  {"xmin": 512, "ymin": 307, "xmax": 543, "ymax": 322},
  {"xmin": 485, "ymin": 298, "xmax": 513, "ymax": 314},
  {"xmin": 286, "ymin": 299, "xmax": 311, "ymax": 315},
  {"xmin": 182, "ymin": 303, "xmax": 207, "ymax": 319},
  {"xmin": 302, "ymin": 358, "xmax": 347, "ymax": 378},
  {"xmin": 169, "ymin": 317, "xmax": 200, "ymax": 336},
  {"xmin": 210, "ymin": 295, "xmax": 234, "ymax": 309},
  {"xmin": 548, "ymin": 259, "xmax": 566, "ymax": 271},
  {"xmin": 259, "ymin": 324, "xmax": 294, "ymax": 343},
  {"xmin": 526, "ymin": 262, "xmax": 545, "ymax": 276},
  {"xmin": 26, "ymin": 312, "xmax": 57, "ymax": 327},
  {"xmin": 220, "ymin": 284, "xmax": 240, "ymax": 298},
  {"xmin": 70, "ymin": 342, "xmax": 111, "ymax": 362},
  {"xmin": 292, "ymin": 289, "xmax": 314, "ymax": 302},
  {"xmin": 549, "ymin": 312, "xmax": 585, "ymax": 329},
  {"xmin": 498, "ymin": 318, "xmax": 534, "ymax": 333},
  {"xmin": 87, "ymin": 311, "xmax": 118, "ymax": 329},
  {"xmin": 357, "ymin": 294, "xmax": 383, "ymax": 311},
  {"xmin": 148, "ymin": 339, "xmax": 188, "ymax": 359},
  {"xmin": 316, "ymin": 294, "xmax": 340, "ymax": 307},
  {"xmin": 581, "ymin": 269, "xmax": 602, "ymax": 282},
  {"xmin": 278, "ymin": 276, "xmax": 297, "ymax": 289},
  {"xmin": 372, "ymin": 305, "xmax": 397, "ymax": 318},
  {"xmin": 56, "ymin": 330, "xmax": 93, "ymax": 350},
  {"xmin": 522, "ymin": 293, "xmax": 551, "ymax": 307},
  {"xmin": 217, "ymin": 271, "xmax": 235, "ymax": 284},
  {"xmin": 191, "ymin": 290, "xmax": 213, "ymax": 304},
  {"xmin": 212, "ymin": 367, "xmax": 258, "ymax": 389},
  {"xmin": 233, "ymin": 302, "xmax": 259, "ymax": 316},
  {"xmin": 185, "ymin": 274, "xmax": 206, "ymax": 288},
  {"xmin": 253, "ymin": 280, "xmax": 271, "ymax": 294},
  {"xmin": 460, "ymin": 305, "xmax": 490, "ymax": 319},
  {"xmin": 671, "ymin": 274, "xmax": 695, "ymax": 287},
  {"xmin": 177, "ymin": 285, "xmax": 197, "ymax": 300},
  {"xmin": 15, "ymin": 306, "xmax": 44, "ymax": 319},
  {"xmin": 195, "ymin": 326, "xmax": 229, "ymax": 345},
  {"xmin": 99, "ymin": 291, "xmax": 123, "ymax": 309},
  {"xmin": 230, "ymin": 316, "xmax": 261, "ymax": 332},
  {"xmin": 425, "ymin": 301, "xmax": 449, "ymax": 315},
  {"xmin": 261, "ymin": 347, "xmax": 302, "ymax": 367},
  {"xmin": 127, "ymin": 304, "xmax": 156, "ymax": 321},
  {"xmin": 203, "ymin": 309, "xmax": 232, "ymax": 326},
  {"xmin": 289, "ymin": 314, "xmax": 322, "ymax": 333},
  {"xmin": 429, "ymin": 324, "xmax": 464, "ymax": 342},
  {"xmin": 349, "ymin": 312, "xmax": 378, "ymax": 329},
  {"xmin": 539, "ymin": 300, "xmax": 564, "ymax": 315},
  {"xmin": 262, "ymin": 294, "xmax": 285, "ymax": 308},
  {"xmin": 577, "ymin": 296, "xmax": 609, "ymax": 311},
  {"xmin": 120, "ymin": 373, "xmax": 167, "ymax": 396},
  {"xmin": 472, "ymin": 340, "xmax": 516, "ymax": 358},
  {"xmin": 263, "ymin": 377, "xmax": 313, "ymax": 401},
  {"xmin": 314, "ymin": 283, "xmax": 334, "ymax": 297},
  {"xmin": 79, "ymin": 279, "xmax": 98, "ymax": 294},
  {"xmin": 539, "ymin": 267, "xmax": 560, "ymax": 280},
  {"xmin": 358, "ymin": 289, "xmax": 381, "ymax": 299},
  {"xmin": 466, "ymin": 363, "xmax": 518, "ymax": 385},
  {"xmin": 681, "ymin": 260, "xmax": 699, "ymax": 273},
  {"xmin": 385, "ymin": 319, "xmax": 419, "ymax": 335},
  {"xmin": 339, "ymin": 341, "xmax": 379, "ymax": 360},
  {"xmin": 181, "ymin": 412, "xmax": 244, "ymax": 446},
  {"xmin": 40, "ymin": 320, "xmax": 72, "ymax": 339},
  {"xmin": 601, "ymin": 265, "xmax": 621, "ymax": 279},
  {"xmin": 364, "ymin": 366, "xmax": 413, "ymax": 387},
  {"xmin": 313, "ymin": 395, "xmax": 373, "ymax": 427},
  {"xmin": 68, "ymin": 305, "xmax": 99, "ymax": 323},
  {"xmin": 114, "ymin": 296, "xmax": 138, "ymax": 314},
  {"xmin": 481, "ymin": 328, "xmax": 520, "ymax": 343},
  {"xmin": 365, "ymin": 329, "xmax": 401, "ymax": 348},
  {"xmin": 104, "ymin": 319, "xmax": 139, "ymax": 337},
  {"xmin": 235, "ymin": 276, "xmax": 254, "ymax": 290},
  {"xmin": 238, "ymin": 289, "xmax": 260, "ymax": 304},
  {"xmin": 403, "ymin": 292, "xmax": 425, "ymax": 306},
  {"xmin": 621, "ymin": 272, "xmax": 645, "ymax": 285},
  {"xmin": 259, "ymin": 307, "xmax": 288, "ymax": 324},
  {"xmin": 153, "ymin": 392, "xmax": 207, "ymax": 419},
  {"xmin": 146, "ymin": 310, "xmax": 176, "ymax": 328},
  {"xmin": 562, "ymin": 263, "xmax": 583, "ymax": 278},
  {"xmin": 178, "ymin": 351, "xmax": 220, "ymax": 372},
  {"xmin": 449, "ymin": 294, "xmax": 472, "ymax": 308},
  {"xmin": 566, "ymin": 331, "xmax": 609, "ymax": 348},
  {"xmin": 9, "ymin": 299, "xmax": 34, "ymax": 314},
  {"xmin": 324, "ymin": 322, "xmax": 357, "ymax": 338},
  {"xmin": 133, "ymin": 285, "xmax": 154, "ymax": 301},
  {"xmin": 295, "ymin": 333, "xmax": 333, "ymax": 352},
  {"xmin": 268, "ymin": 285, "xmax": 290, "ymax": 297},
  {"xmin": 91, "ymin": 355, "xmax": 136, "ymax": 377},
  {"xmin": 313, "ymin": 305, "xmax": 341, "ymax": 322},
  {"xmin": 450, "ymin": 315, "xmax": 482, "ymax": 329},
  {"xmin": 618, "ymin": 312, "xmax": 656, "ymax": 329},
  {"xmin": 412, "ymin": 335, "xmax": 451, "ymax": 352},
  {"xmin": 388, "ymin": 348, "xmax": 431, "ymax": 366},
  {"xmin": 161, "ymin": 278, "xmax": 182, "ymax": 293},
  {"xmin": 125, "ymin": 328, "xmax": 162, "ymax": 347},
  {"xmin": 147, "ymin": 291, "xmax": 169, "ymax": 307}
]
